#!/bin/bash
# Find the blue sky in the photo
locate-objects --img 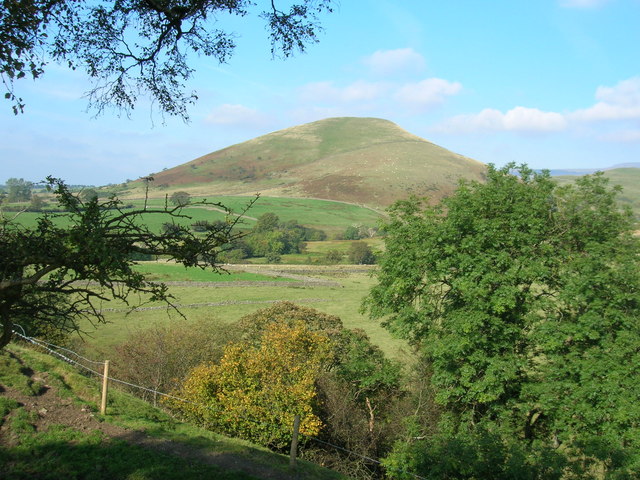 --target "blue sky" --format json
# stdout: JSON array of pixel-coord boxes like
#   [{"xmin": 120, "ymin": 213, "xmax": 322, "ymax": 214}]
[{"xmin": 1, "ymin": 0, "xmax": 639, "ymax": 185}]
